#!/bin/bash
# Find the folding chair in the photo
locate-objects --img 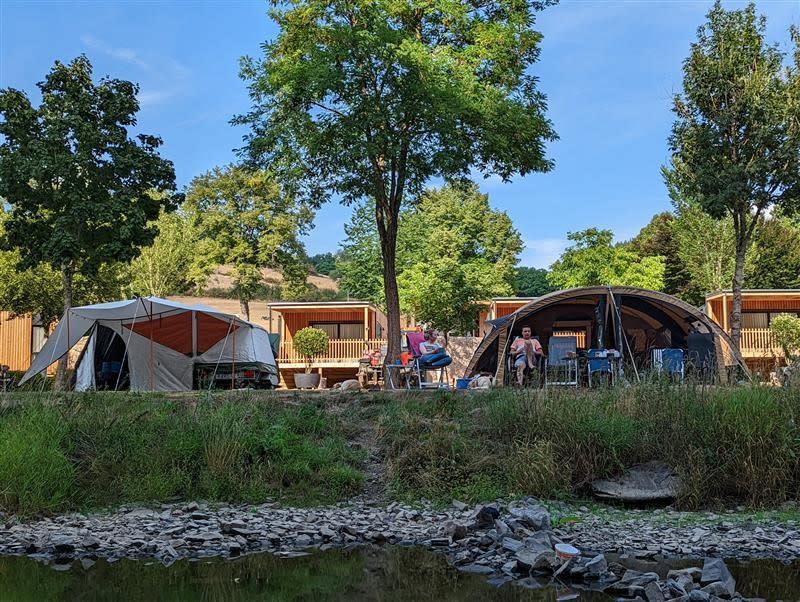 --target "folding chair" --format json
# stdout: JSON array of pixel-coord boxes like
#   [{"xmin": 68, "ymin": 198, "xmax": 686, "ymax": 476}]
[
  {"xmin": 507, "ymin": 337, "xmax": 545, "ymax": 387},
  {"xmin": 545, "ymin": 336, "xmax": 579, "ymax": 387},
  {"xmin": 587, "ymin": 348, "xmax": 613, "ymax": 387},
  {"xmin": 407, "ymin": 331, "xmax": 449, "ymax": 389},
  {"xmin": 653, "ymin": 348, "xmax": 685, "ymax": 382}
]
